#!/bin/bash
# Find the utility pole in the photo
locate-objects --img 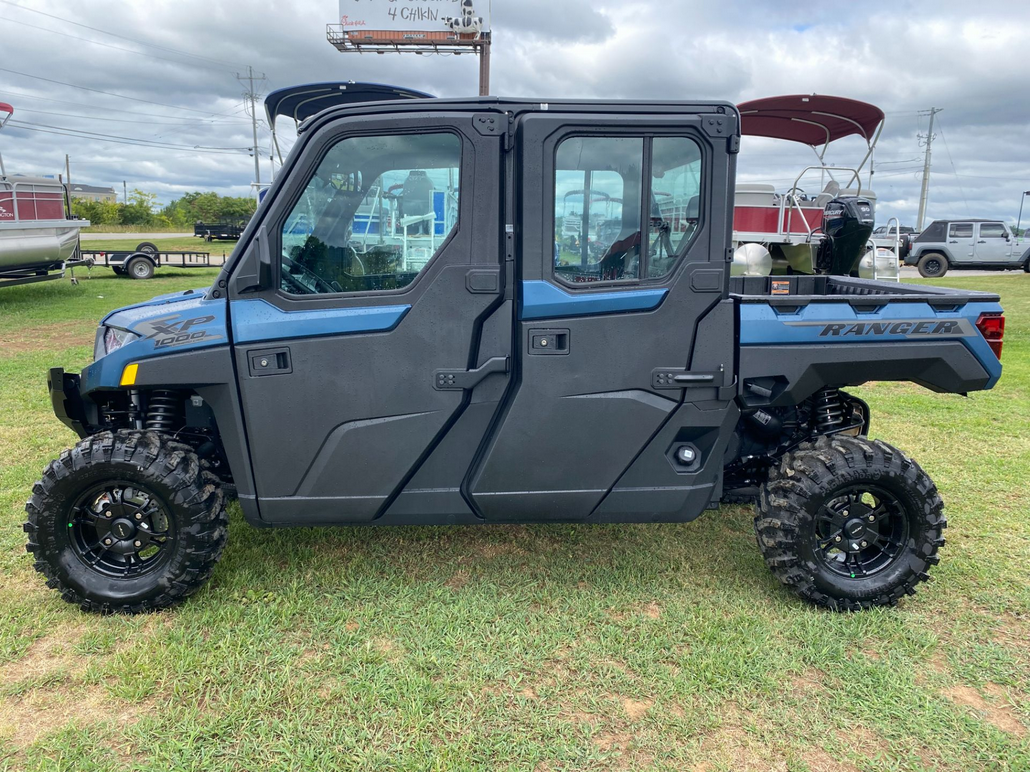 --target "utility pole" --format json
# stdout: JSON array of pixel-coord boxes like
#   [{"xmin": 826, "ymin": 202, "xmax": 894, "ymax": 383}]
[
  {"xmin": 123, "ymin": 180, "xmax": 127, "ymax": 204},
  {"xmin": 916, "ymin": 107, "xmax": 942, "ymax": 231},
  {"xmin": 236, "ymin": 66, "xmax": 267, "ymax": 200},
  {"xmin": 65, "ymin": 154, "xmax": 71, "ymax": 188}
]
